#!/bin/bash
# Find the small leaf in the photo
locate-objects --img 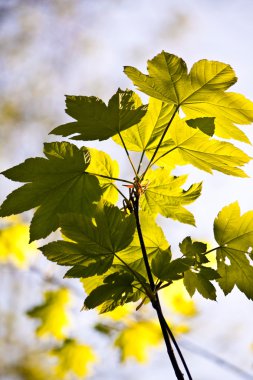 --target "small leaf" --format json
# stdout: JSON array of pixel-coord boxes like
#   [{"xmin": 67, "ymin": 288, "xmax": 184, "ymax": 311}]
[
  {"xmin": 152, "ymin": 255, "xmax": 194, "ymax": 281},
  {"xmin": 50, "ymin": 89, "xmax": 147, "ymax": 141},
  {"xmin": 184, "ymin": 270, "xmax": 217, "ymax": 300},
  {"xmin": 140, "ymin": 168, "xmax": 202, "ymax": 225},
  {"xmin": 214, "ymin": 202, "xmax": 253, "ymax": 299}
]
